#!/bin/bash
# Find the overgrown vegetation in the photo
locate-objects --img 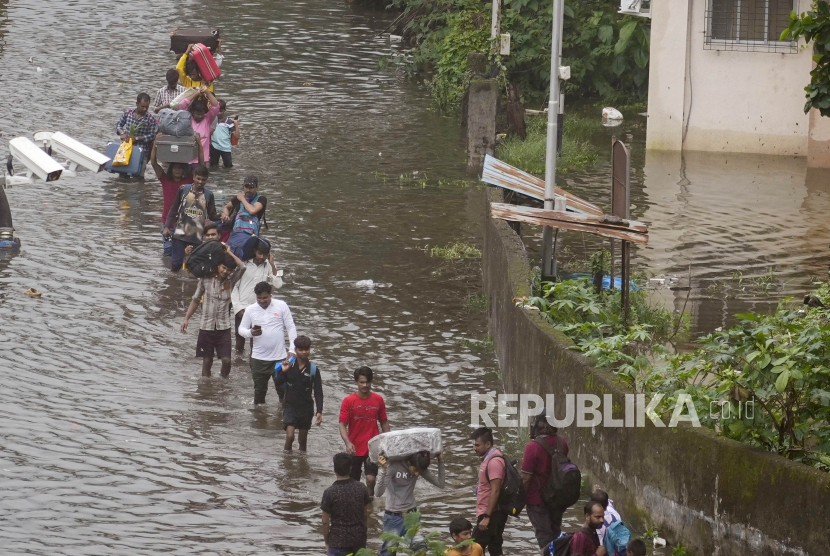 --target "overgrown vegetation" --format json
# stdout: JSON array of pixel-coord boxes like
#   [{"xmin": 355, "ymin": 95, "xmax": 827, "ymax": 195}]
[
  {"xmin": 517, "ymin": 278, "xmax": 830, "ymax": 472},
  {"xmin": 496, "ymin": 114, "xmax": 598, "ymax": 174},
  {"xmin": 496, "ymin": 102, "xmax": 645, "ymax": 175},
  {"xmin": 375, "ymin": 0, "xmax": 650, "ymax": 112}
]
